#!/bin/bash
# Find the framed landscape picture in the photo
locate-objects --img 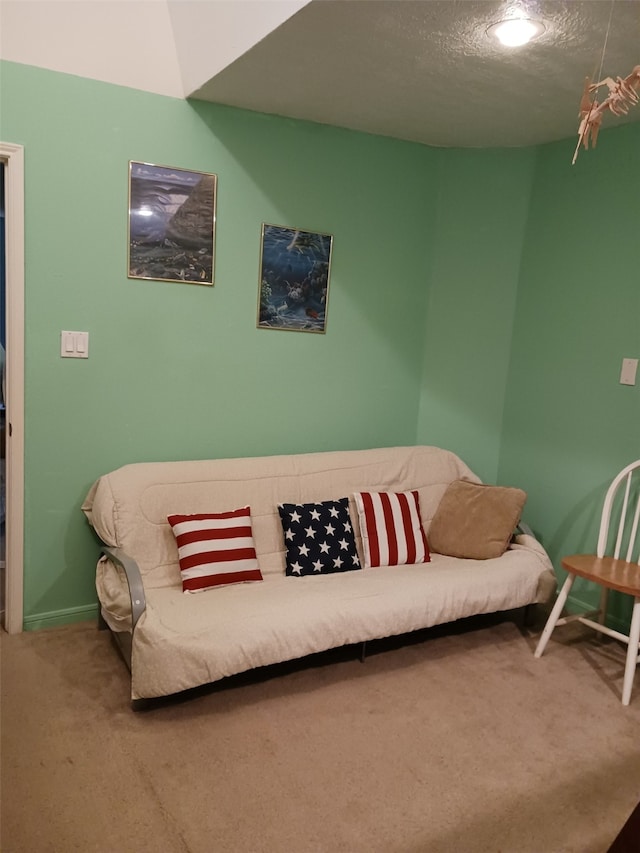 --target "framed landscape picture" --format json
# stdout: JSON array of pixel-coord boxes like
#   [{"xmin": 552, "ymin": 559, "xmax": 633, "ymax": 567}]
[
  {"xmin": 127, "ymin": 161, "xmax": 217, "ymax": 285},
  {"xmin": 257, "ymin": 223, "xmax": 333, "ymax": 333}
]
